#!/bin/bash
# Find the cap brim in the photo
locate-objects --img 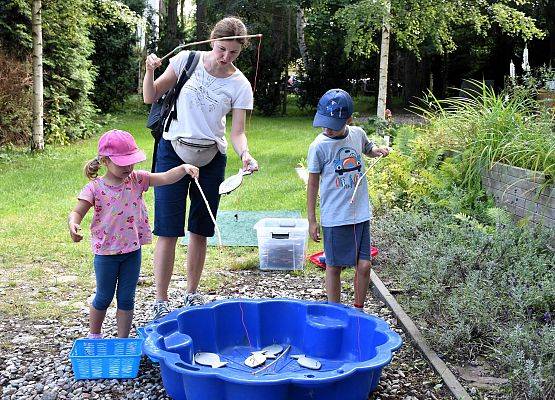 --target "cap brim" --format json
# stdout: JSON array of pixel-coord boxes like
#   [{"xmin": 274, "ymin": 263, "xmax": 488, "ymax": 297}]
[
  {"xmin": 312, "ymin": 113, "xmax": 348, "ymax": 131},
  {"xmin": 110, "ymin": 150, "xmax": 147, "ymax": 166}
]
